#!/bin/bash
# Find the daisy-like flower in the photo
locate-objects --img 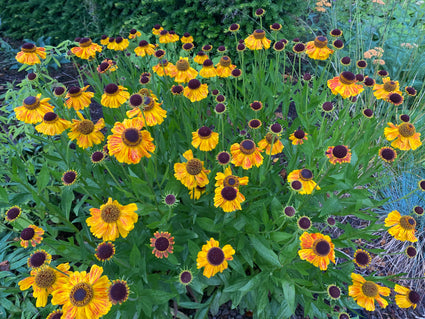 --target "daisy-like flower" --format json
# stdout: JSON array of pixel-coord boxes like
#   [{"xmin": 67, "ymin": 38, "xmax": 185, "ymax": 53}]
[
  {"xmin": 174, "ymin": 57, "xmax": 198, "ymax": 83},
  {"xmin": 230, "ymin": 139, "xmax": 263, "ymax": 170},
  {"xmin": 35, "ymin": 112, "xmax": 71, "ymax": 136},
  {"xmin": 152, "ymin": 24, "xmax": 163, "ymax": 35},
  {"xmin": 15, "ymin": 43, "xmax": 46, "ymax": 65},
  {"xmin": 128, "ymin": 28, "xmax": 141, "ymax": 39},
  {"xmin": 289, "ymin": 130, "xmax": 308, "ymax": 145},
  {"xmin": 270, "ymin": 23, "xmax": 282, "ymax": 32},
  {"xmin": 65, "ymin": 85, "xmax": 94, "ymax": 111},
  {"xmin": 373, "ymin": 77, "xmax": 402, "ymax": 101},
  {"xmin": 199, "ymin": 59, "xmax": 218, "ymax": 78},
  {"xmin": 384, "ymin": 122, "xmax": 422, "ymax": 151},
  {"xmin": 134, "ymin": 40, "xmax": 156, "ymax": 57},
  {"xmin": 20, "ymin": 225, "xmax": 44, "ymax": 248},
  {"xmin": 325, "ymin": 145, "xmax": 352, "ymax": 164},
  {"xmin": 86, "ymin": 198, "xmax": 138, "ymax": 241},
  {"xmin": 217, "ymin": 151, "xmax": 231, "ymax": 166},
  {"xmin": 405, "ymin": 86, "xmax": 417, "ymax": 97},
  {"xmin": 379, "ymin": 147, "xmax": 397, "ymax": 163},
  {"xmin": 250, "ymin": 101, "xmax": 263, "ymax": 111},
  {"xmin": 197, "ymin": 238, "xmax": 235, "ymax": 278},
  {"xmin": 191, "ymin": 126, "xmax": 219, "ymax": 151},
  {"xmin": 394, "ymin": 285, "xmax": 421, "ymax": 309},
  {"xmin": 384, "ymin": 210, "xmax": 417, "ymax": 242},
  {"xmin": 228, "ymin": 23, "xmax": 240, "ymax": 33},
  {"xmin": 327, "ymin": 71, "xmax": 364, "ymax": 99},
  {"xmin": 348, "ymin": 273, "xmax": 390, "ymax": 312},
  {"xmin": 258, "ymin": 133, "xmax": 284, "ymax": 155},
  {"xmin": 100, "ymin": 35, "xmax": 109, "ymax": 45},
  {"xmin": 287, "ymin": 169, "xmax": 320, "ymax": 195},
  {"xmin": 53, "ymin": 86, "xmax": 67, "ymax": 97},
  {"xmin": 215, "ymin": 166, "xmax": 249, "ymax": 189},
  {"xmin": 150, "ymin": 231, "xmax": 175, "ymax": 258},
  {"xmin": 194, "ymin": 51, "xmax": 209, "ymax": 64},
  {"xmin": 62, "ymin": 170, "xmax": 78, "ymax": 186},
  {"xmin": 330, "ymin": 29, "xmax": 343, "ymax": 37},
  {"xmin": 189, "ymin": 185, "xmax": 206, "ymax": 200},
  {"xmin": 5, "ymin": 206, "xmax": 22, "ymax": 222},
  {"xmin": 353, "ymin": 249, "xmax": 372, "ymax": 268},
  {"xmin": 90, "ymin": 151, "xmax": 106, "ymax": 164},
  {"xmin": 107, "ymin": 118, "xmax": 155, "ymax": 164},
  {"xmin": 95, "ymin": 242, "xmax": 116, "ymax": 262},
  {"xmin": 327, "ymin": 285, "xmax": 341, "ymax": 300},
  {"xmin": 101, "ymin": 84, "xmax": 130, "ymax": 108},
  {"xmin": 152, "ymin": 59, "xmax": 178, "ymax": 77},
  {"xmin": 244, "ymin": 29, "xmax": 271, "ymax": 50},
  {"xmin": 174, "ymin": 150, "xmax": 210, "ymax": 189},
  {"xmin": 184, "ymin": 79, "xmax": 209, "ymax": 102},
  {"xmin": 305, "ymin": 36, "xmax": 334, "ymax": 60},
  {"xmin": 178, "ymin": 269, "xmax": 193, "ymax": 286},
  {"xmin": 46, "ymin": 309, "xmax": 64, "ymax": 319},
  {"xmin": 112, "ymin": 37, "xmax": 129, "ymax": 51},
  {"xmin": 71, "ymin": 38, "xmax": 102, "ymax": 60},
  {"xmin": 19, "ymin": 263, "xmax": 70, "ymax": 307},
  {"xmin": 97, "ymin": 59, "xmax": 117, "ymax": 74},
  {"xmin": 14, "ymin": 95, "xmax": 54, "ymax": 124},
  {"xmin": 27, "ymin": 249, "xmax": 51, "ymax": 269},
  {"xmin": 51, "ymin": 264, "xmax": 111, "ymax": 319},
  {"xmin": 127, "ymin": 94, "xmax": 167, "ymax": 127},
  {"xmin": 159, "ymin": 30, "xmax": 174, "ymax": 43},
  {"xmin": 298, "ymin": 232, "xmax": 335, "ymax": 270},
  {"xmin": 182, "ymin": 42, "xmax": 194, "ymax": 52},
  {"xmin": 214, "ymin": 186, "xmax": 245, "ymax": 213},
  {"xmin": 106, "ymin": 37, "xmax": 117, "ymax": 50},
  {"xmin": 108, "ymin": 280, "xmax": 130, "ymax": 305},
  {"xmin": 68, "ymin": 112, "xmax": 104, "ymax": 149},
  {"xmin": 215, "ymin": 56, "xmax": 236, "ymax": 78},
  {"xmin": 171, "ymin": 85, "xmax": 184, "ymax": 95},
  {"xmin": 181, "ymin": 32, "xmax": 194, "ymax": 43}
]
